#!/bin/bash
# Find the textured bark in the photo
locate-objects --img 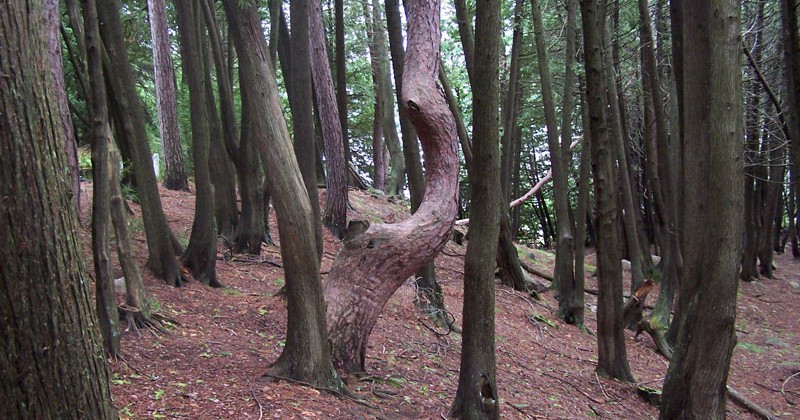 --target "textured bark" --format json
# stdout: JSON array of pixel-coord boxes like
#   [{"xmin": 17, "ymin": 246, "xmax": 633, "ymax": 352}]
[
  {"xmin": 784, "ymin": 0, "xmax": 800, "ymax": 265},
  {"xmin": 309, "ymin": 0, "xmax": 349, "ymax": 239},
  {"xmin": 45, "ymin": 0, "xmax": 81, "ymax": 212},
  {"xmin": 579, "ymin": 0, "xmax": 634, "ymax": 382},
  {"xmin": 570, "ymin": 99, "xmax": 591, "ymax": 329},
  {"xmin": 660, "ymin": 2, "xmax": 743, "ymax": 418},
  {"xmin": 86, "ymin": 0, "xmax": 120, "ymax": 355},
  {"xmin": 452, "ymin": 0, "xmax": 475, "ymax": 85},
  {"xmin": 325, "ymin": 0, "xmax": 459, "ymax": 374},
  {"xmin": 0, "ymin": 0, "xmax": 116, "ymax": 416},
  {"xmin": 223, "ymin": 0, "xmax": 340, "ymax": 389},
  {"xmin": 365, "ymin": 0, "xmax": 387, "ymax": 190},
  {"xmin": 501, "ymin": 0, "xmax": 523, "ymax": 203},
  {"xmin": 335, "ymin": 0, "xmax": 350, "ymax": 165},
  {"xmin": 97, "ymin": 0, "xmax": 184, "ymax": 286},
  {"xmin": 148, "ymin": 0, "xmax": 189, "ymax": 191},
  {"xmin": 449, "ymin": 0, "xmax": 501, "ymax": 417},
  {"xmin": 288, "ymin": 0, "xmax": 324, "ymax": 258},
  {"xmin": 177, "ymin": 0, "xmax": 220, "ymax": 287}
]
